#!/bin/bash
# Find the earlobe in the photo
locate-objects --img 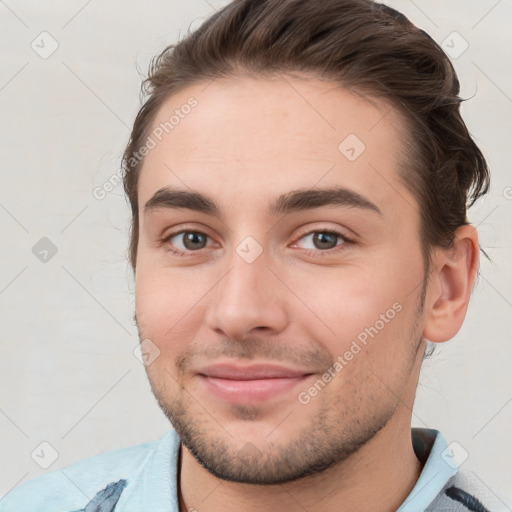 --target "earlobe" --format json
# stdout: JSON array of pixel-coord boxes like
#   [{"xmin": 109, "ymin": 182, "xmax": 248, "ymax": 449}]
[{"xmin": 422, "ymin": 225, "xmax": 480, "ymax": 343}]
